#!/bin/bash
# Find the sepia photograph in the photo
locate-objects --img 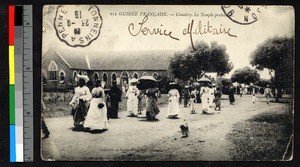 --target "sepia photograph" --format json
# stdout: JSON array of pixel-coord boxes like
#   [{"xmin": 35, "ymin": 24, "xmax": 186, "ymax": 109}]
[{"xmin": 41, "ymin": 5, "xmax": 294, "ymax": 161}]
